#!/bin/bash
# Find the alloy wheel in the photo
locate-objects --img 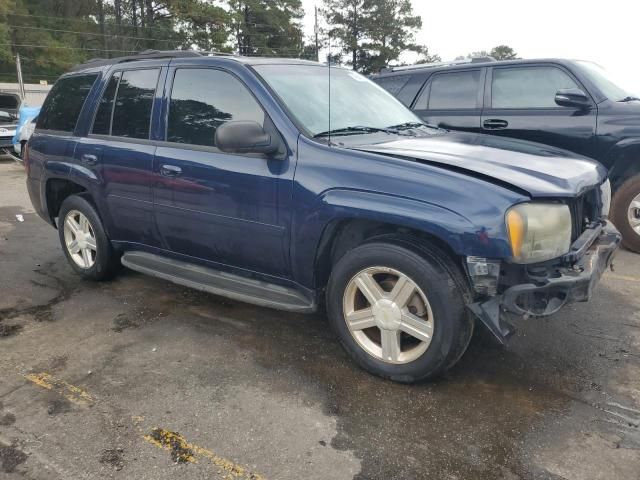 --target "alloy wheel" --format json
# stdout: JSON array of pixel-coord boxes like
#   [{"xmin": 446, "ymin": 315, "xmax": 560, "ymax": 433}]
[
  {"xmin": 63, "ymin": 210, "xmax": 97, "ymax": 269},
  {"xmin": 342, "ymin": 266, "xmax": 434, "ymax": 364},
  {"xmin": 628, "ymin": 193, "xmax": 640, "ymax": 236}
]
